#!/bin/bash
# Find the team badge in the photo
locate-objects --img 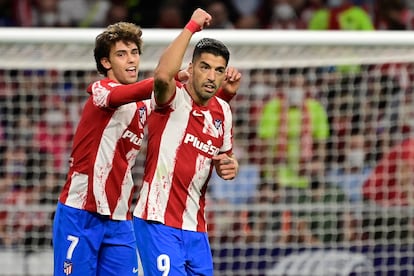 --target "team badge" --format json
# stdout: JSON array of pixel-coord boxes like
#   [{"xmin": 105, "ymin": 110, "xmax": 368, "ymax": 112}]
[
  {"xmin": 139, "ymin": 106, "xmax": 147, "ymax": 126},
  {"xmin": 63, "ymin": 260, "xmax": 73, "ymax": 275},
  {"xmin": 214, "ymin": 119, "xmax": 223, "ymax": 136}
]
